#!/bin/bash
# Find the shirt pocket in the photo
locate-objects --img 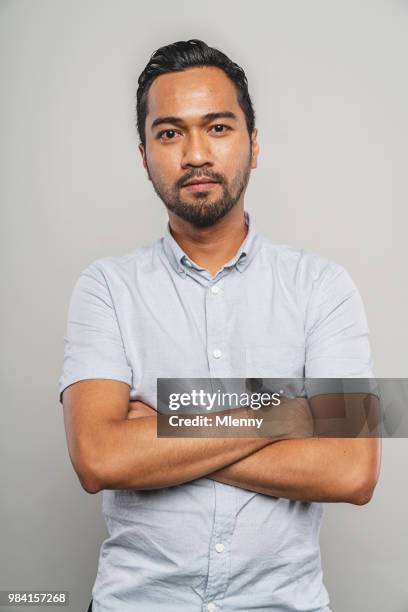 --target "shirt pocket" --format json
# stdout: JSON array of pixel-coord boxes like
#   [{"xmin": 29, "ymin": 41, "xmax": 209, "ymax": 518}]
[{"xmin": 245, "ymin": 345, "xmax": 305, "ymax": 378}]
